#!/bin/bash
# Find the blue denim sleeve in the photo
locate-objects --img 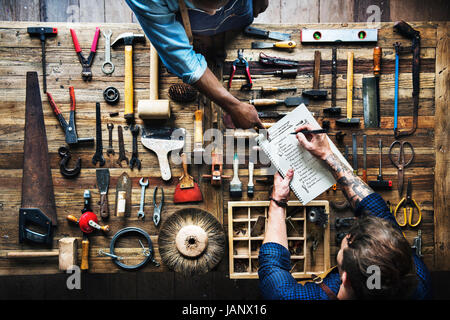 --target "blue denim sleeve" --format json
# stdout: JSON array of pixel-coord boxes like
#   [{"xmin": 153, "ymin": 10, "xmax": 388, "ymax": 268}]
[{"xmin": 125, "ymin": 0, "xmax": 207, "ymax": 84}]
